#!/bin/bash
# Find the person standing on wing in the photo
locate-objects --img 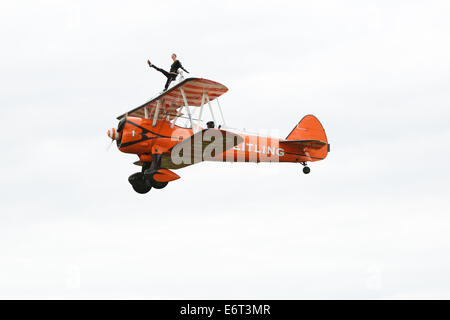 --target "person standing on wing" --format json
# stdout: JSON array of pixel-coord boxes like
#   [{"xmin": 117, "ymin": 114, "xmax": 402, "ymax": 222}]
[{"xmin": 147, "ymin": 53, "xmax": 189, "ymax": 91}]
